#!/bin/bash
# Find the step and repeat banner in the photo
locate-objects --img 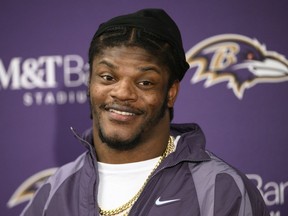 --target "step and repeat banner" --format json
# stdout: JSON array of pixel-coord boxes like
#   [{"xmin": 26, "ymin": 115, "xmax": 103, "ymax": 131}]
[{"xmin": 1, "ymin": 0, "xmax": 287, "ymax": 215}]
